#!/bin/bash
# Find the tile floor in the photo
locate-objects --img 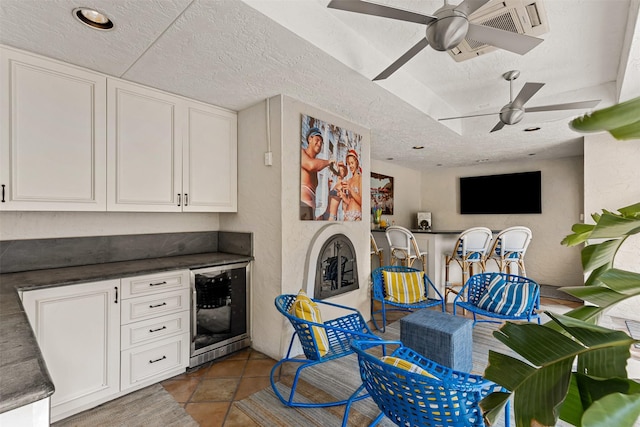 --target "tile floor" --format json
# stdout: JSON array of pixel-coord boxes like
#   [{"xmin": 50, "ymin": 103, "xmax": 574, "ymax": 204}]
[
  {"xmin": 161, "ymin": 347, "xmax": 273, "ymax": 427},
  {"xmin": 161, "ymin": 298, "xmax": 581, "ymax": 426}
]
